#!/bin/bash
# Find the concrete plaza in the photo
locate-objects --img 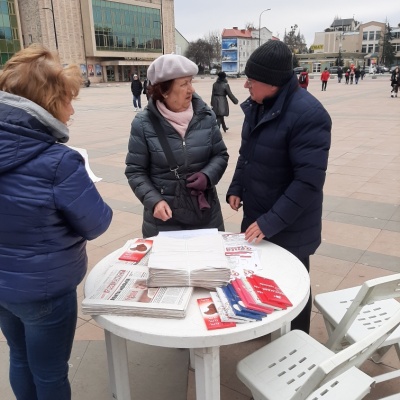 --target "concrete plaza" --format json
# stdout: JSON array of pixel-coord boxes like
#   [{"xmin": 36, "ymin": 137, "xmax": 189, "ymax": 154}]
[{"xmin": 1, "ymin": 73, "xmax": 399, "ymax": 399}]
